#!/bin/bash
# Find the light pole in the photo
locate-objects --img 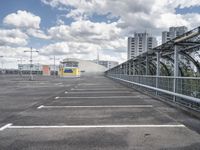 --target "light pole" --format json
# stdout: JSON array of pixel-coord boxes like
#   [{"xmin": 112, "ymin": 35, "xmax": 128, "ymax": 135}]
[
  {"xmin": 0, "ymin": 56, "xmax": 3, "ymax": 72},
  {"xmin": 17, "ymin": 58, "xmax": 25, "ymax": 76},
  {"xmin": 97, "ymin": 49, "xmax": 99, "ymax": 65},
  {"xmin": 50, "ymin": 56, "xmax": 59, "ymax": 77},
  {"xmin": 24, "ymin": 47, "xmax": 39, "ymax": 80}
]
